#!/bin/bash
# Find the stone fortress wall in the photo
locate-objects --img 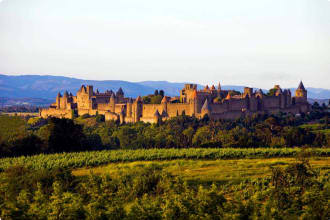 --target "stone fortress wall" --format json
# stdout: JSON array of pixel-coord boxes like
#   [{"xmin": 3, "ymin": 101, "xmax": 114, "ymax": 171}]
[{"xmin": 40, "ymin": 81, "xmax": 310, "ymax": 123}]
